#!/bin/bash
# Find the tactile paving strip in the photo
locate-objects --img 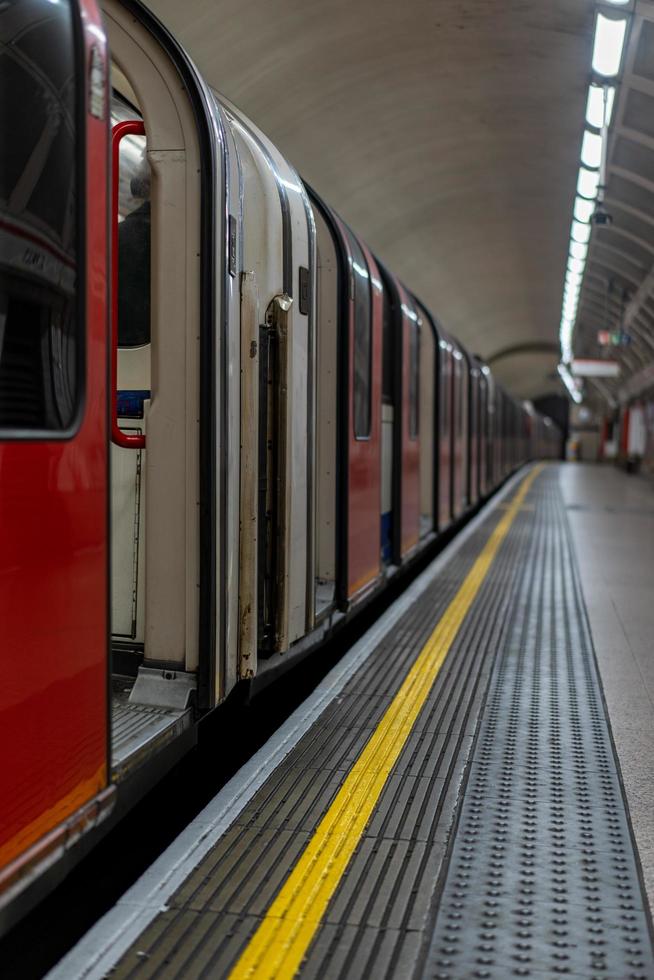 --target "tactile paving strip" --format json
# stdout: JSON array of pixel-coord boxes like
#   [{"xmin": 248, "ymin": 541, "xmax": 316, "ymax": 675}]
[
  {"xmin": 107, "ymin": 482, "xmax": 531, "ymax": 979},
  {"xmin": 421, "ymin": 471, "xmax": 654, "ymax": 980}
]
